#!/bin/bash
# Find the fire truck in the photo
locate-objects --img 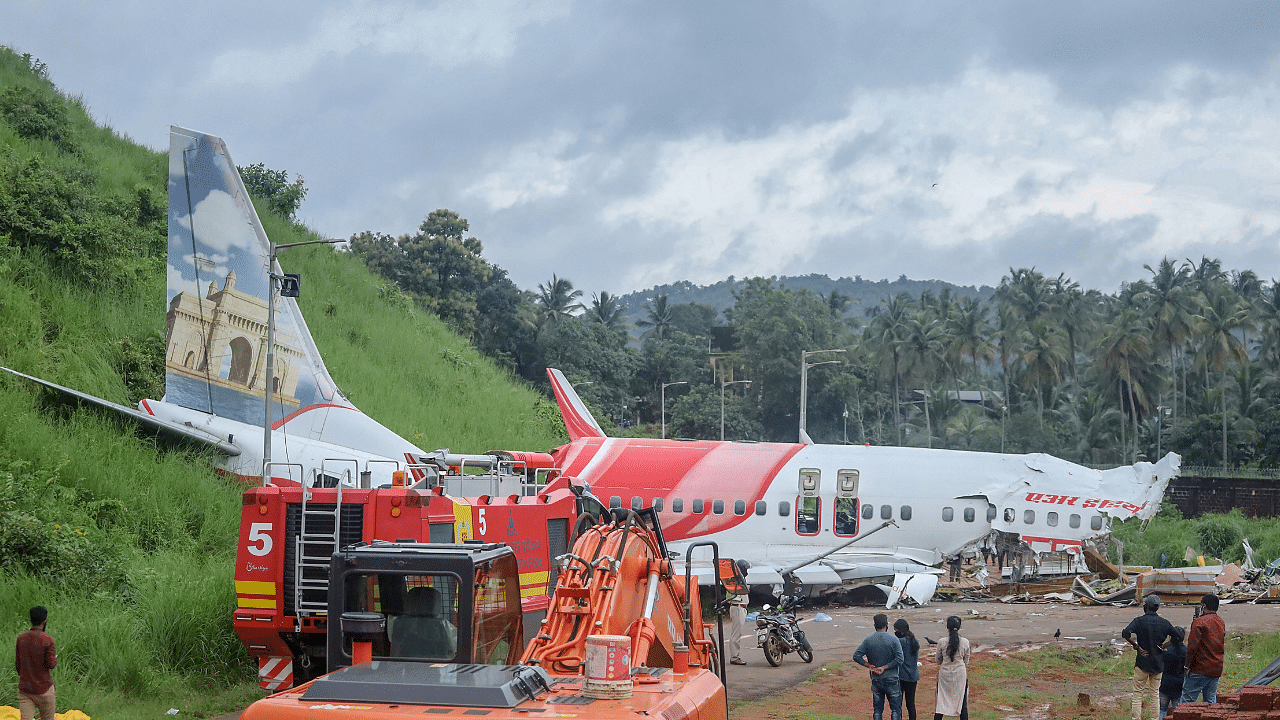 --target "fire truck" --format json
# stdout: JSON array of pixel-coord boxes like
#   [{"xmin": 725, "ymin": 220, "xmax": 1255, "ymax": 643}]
[
  {"xmin": 240, "ymin": 508, "xmax": 732, "ymax": 720},
  {"xmin": 233, "ymin": 449, "xmax": 606, "ymax": 690}
]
